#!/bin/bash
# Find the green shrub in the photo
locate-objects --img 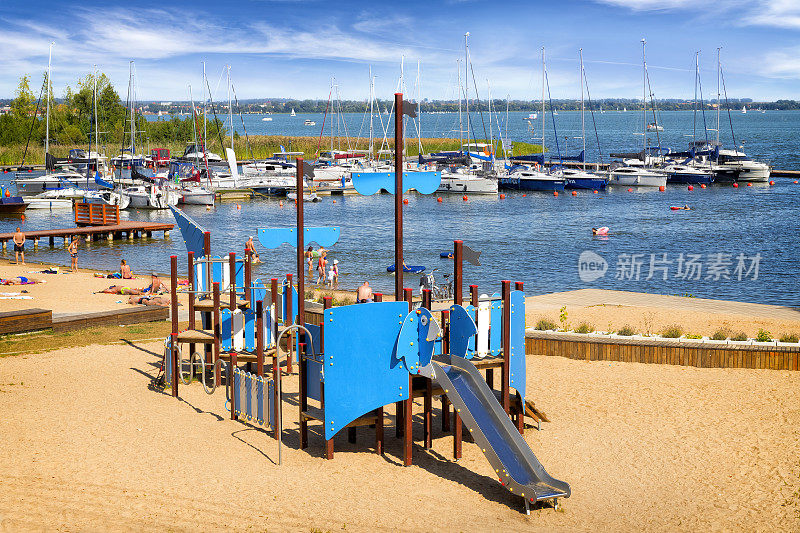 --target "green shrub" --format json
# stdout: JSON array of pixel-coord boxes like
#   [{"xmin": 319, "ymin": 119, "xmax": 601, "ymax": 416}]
[
  {"xmin": 574, "ymin": 322, "xmax": 594, "ymax": 334},
  {"xmin": 756, "ymin": 329, "xmax": 772, "ymax": 342},
  {"xmin": 616, "ymin": 325, "xmax": 636, "ymax": 336},
  {"xmin": 779, "ymin": 333, "xmax": 799, "ymax": 343},
  {"xmin": 684, "ymin": 333, "xmax": 702, "ymax": 339},
  {"xmin": 711, "ymin": 329, "xmax": 730, "ymax": 341},
  {"xmin": 661, "ymin": 325, "xmax": 684, "ymax": 338},
  {"xmin": 536, "ymin": 318, "xmax": 557, "ymax": 330},
  {"xmin": 731, "ymin": 331, "xmax": 748, "ymax": 341},
  {"xmin": 559, "ymin": 306, "xmax": 569, "ymax": 331}
]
